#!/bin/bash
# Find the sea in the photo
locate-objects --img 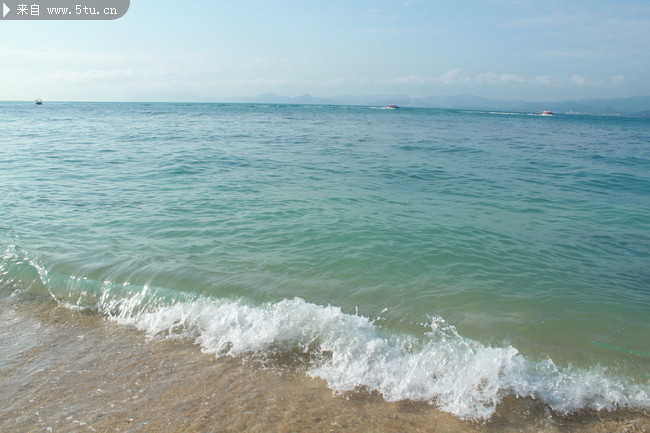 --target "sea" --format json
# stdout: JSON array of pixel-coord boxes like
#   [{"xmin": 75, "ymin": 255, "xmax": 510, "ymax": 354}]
[{"xmin": 1, "ymin": 101, "xmax": 648, "ymax": 432}]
